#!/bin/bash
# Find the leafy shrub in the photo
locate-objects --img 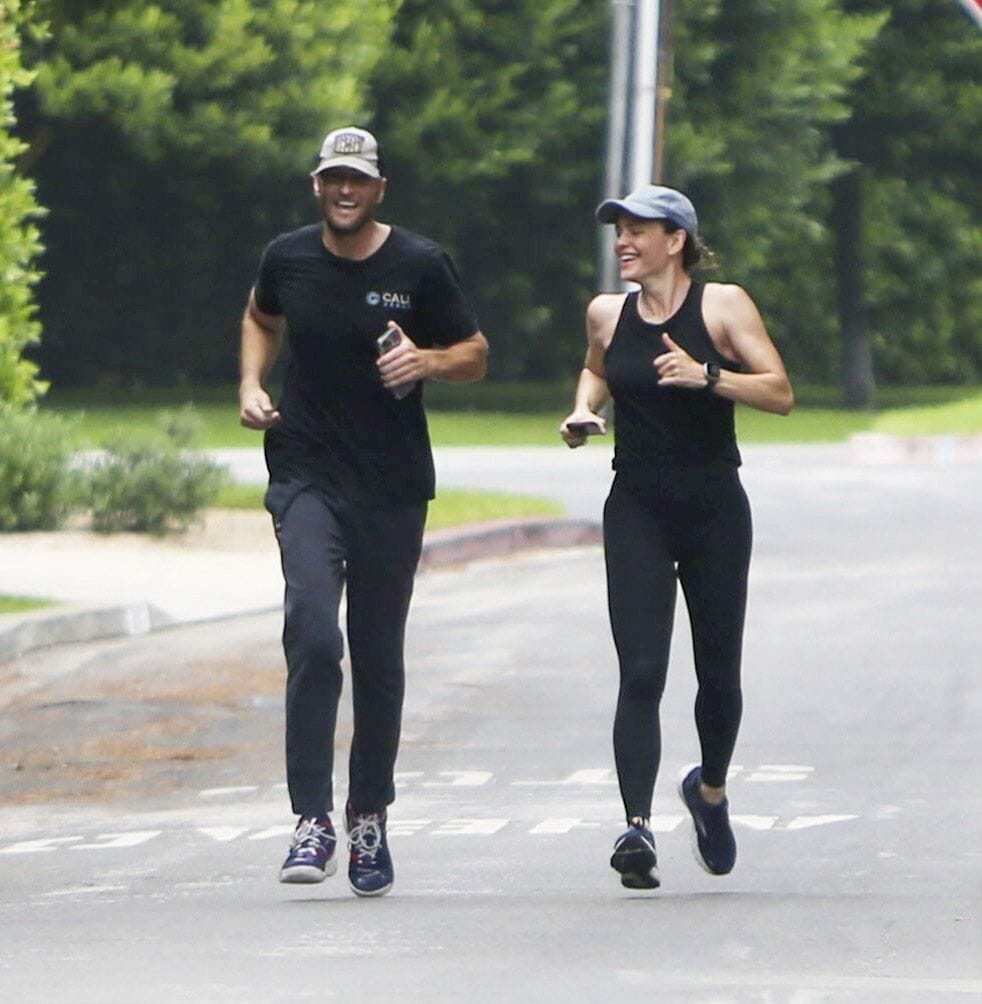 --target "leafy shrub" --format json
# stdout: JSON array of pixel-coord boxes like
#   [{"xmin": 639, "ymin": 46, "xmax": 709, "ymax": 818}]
[
  {"xmin": 0, "ymin": 404, "xmax": 81, "ymax": 530},
  {"xmin": 87, "ymin": 407, "xmax": 228, "ymax": 535}
]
